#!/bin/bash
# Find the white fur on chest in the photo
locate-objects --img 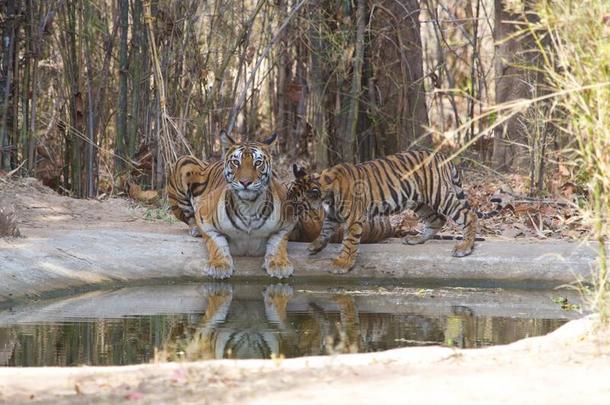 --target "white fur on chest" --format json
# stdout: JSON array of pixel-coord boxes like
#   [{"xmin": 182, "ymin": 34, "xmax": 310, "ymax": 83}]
[{"xmin": 216, "ymin": 190, "xmax": 284, "ymax": 256}]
